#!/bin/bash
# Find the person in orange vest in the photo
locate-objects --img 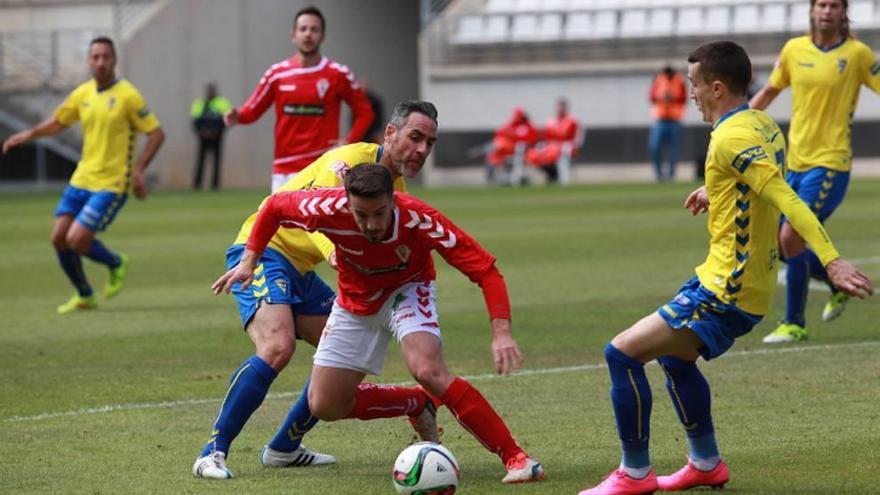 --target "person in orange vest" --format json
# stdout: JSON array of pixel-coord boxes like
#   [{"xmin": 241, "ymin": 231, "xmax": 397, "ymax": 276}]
[
  {"xmin": 526, "ymin": 98, "xmax": 580, "ymax": 183},
  {"xmin": 648, "ymin": 66, "xmax": 687, "ymax": 182}
]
